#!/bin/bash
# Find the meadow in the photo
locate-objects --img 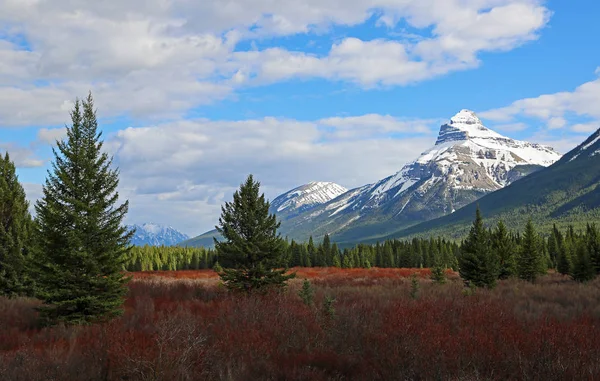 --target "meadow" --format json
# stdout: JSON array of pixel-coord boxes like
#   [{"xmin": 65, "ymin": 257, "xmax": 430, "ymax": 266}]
[{"xmin": 1, "ymin": 268, "xmax": 599, "ymax": 381}]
